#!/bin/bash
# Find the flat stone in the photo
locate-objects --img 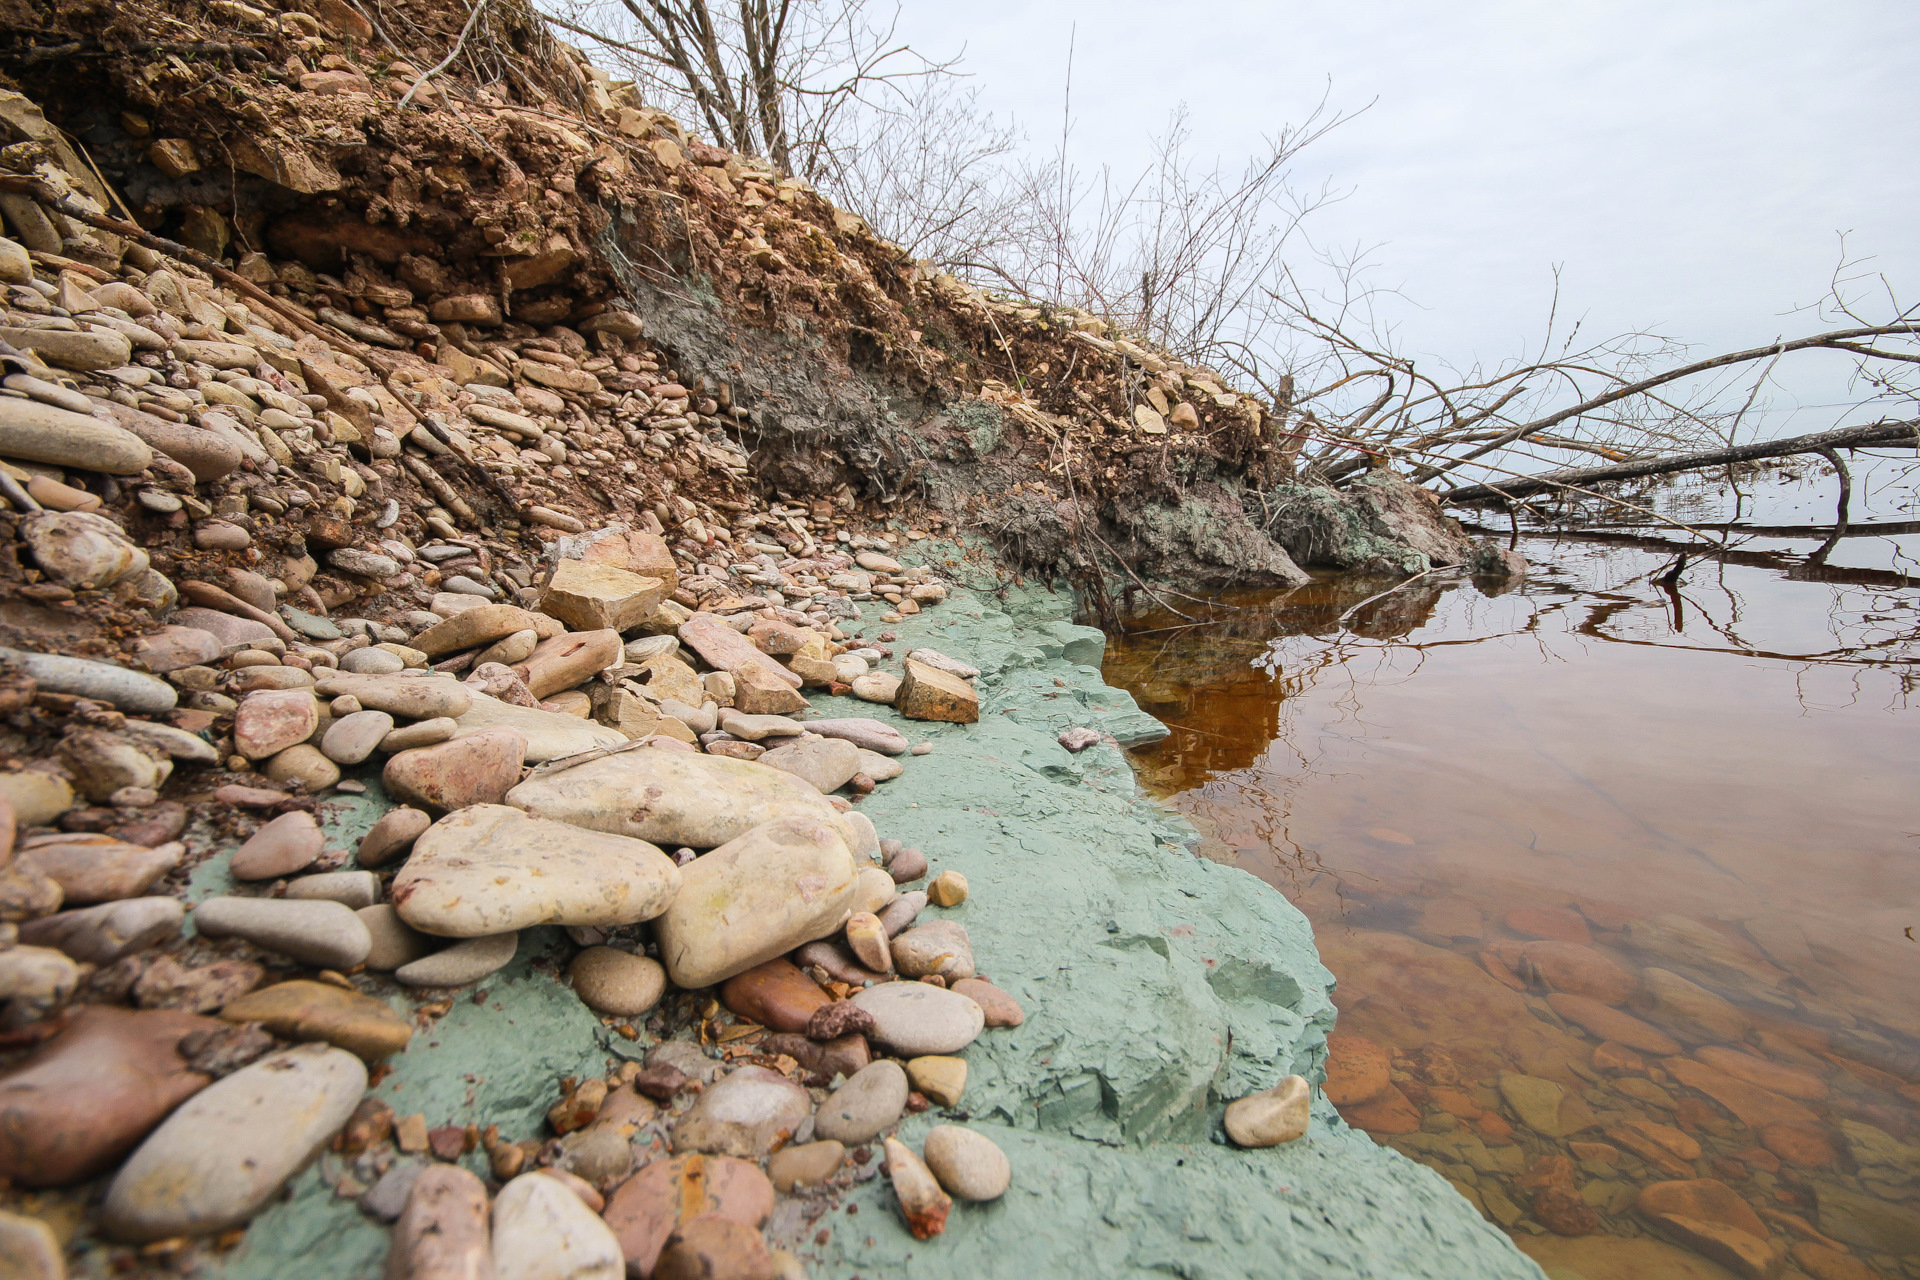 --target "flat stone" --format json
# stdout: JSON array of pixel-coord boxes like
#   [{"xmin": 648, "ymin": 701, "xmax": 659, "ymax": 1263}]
[
  {"xmin": 506, "ymin": 747, "xmax": 842, "ymax": 849},
  {"xmin": 118, "ymin": 718, "xmax": 220, "ymax": 765},
  {"xmin": 603, "ymin": 1153, "xmax": 773, "ymax": 1279},
  {"xmin": 234, "ymin": 688, "xmax": 319, "ymax": 759},
  {"xmin": 129, "ymin": 625, "xmax": 225, "ymax": 673},
  {"xmin": 1514, "ymin": 940, "xmax": 1640, "ymax": 1005},
  {"xmin": 409, "ymin": 604, "xmax": 546, "ymax": 657},
  {"xmin": 715, "ymin": 710, "xmax": 804, "ymax": 741},
  {"xmin": 850, "ymin": 672, "xmax": 900, "ymax": 703},
  {"xmin": 283, "ymin": 870, "xmax": 379, "ymax": 908},
  {"xmin": 338, "ymin": 646, "xmax": 403, "ymax": 675},
  {"xmin": 904, "ymin": 648, "xmax": 977, "ymax": 679},
  {"xmin": 768, "ymin": 1139, "xmax": 845, "ymax": 1192},
  {"xmin": 0, "ymin": 396, "xmax": 151, "ymax": 473},
  {"xmin": 805, "ymin": 718, "xmax": 910, "ymax": 755},
  {"xmin": 569, "ymin": 946, "xmax": 667, "ymax": 1017},
  {"xmin": 1322, "ymin": 1032, "xmax": 1392, "ymax": 1105},
  {"xmin": 653, "ymin": 814, "xmax": 858, "ymax": 989},
  {"xmin": 383, "ymin": 729, "xmax": 527, "ymax": 812},
  {"xmin": 950, "ymin": 977, "xmax": 1024, "ymax": 1027},
  {"xmin": 313, "ymin": 673, "xmax": 473, "ymax": 720},
  {"xmin": 263, "ymin": 743, "xmax": 340, "ymax": 792},
  {"xmin": 856, "ymin": 749, "xmax": 904, "ymax": 781},
  {"xmin": 101, "ymin": 1043, "xmax": 366, "ymax": 1241},
  {"xmin": 878, "ymin": 891, "xmax": 928, "ymax": 937},
  {"xmin": 760, "ymin": 736, "xmax": 862, "ymax": 793},
  {"xmin": 1548, "ymin": 992, "xmax": 1684, "ymax": 1056},
  {"xmin": 672, "ymin": 1065, "xmax": 812, "ymax": 1158},
  {"xmin": 192, "ymin": 896, "xmax": 372, "ymax": 969},
  {"xmin": 0, "ymin": 1210, "xmax": 61, "ymax": 1280},
  {"xmin": 394, "ymin": 804, "xmax": 678, "ymax": 936},
  {"xmin": 230, "ymin": 810, "xmax": 324, "ymax": 880},
  {"xmin": 220, "ymin": 979, "xmax": 411, "ymax": 1061},
  {"xmin": 718, "ymin": 957, "xmax": 831, "ymax": 1032},
  {"xmin": 451, "ymin": 692, "xmax": 623, "ymax": 762},
  {"xmin": 16, "ymin": 832, "xmax": 181, "ymax": 904},
  {"xmin": 922, "ymin": 1125, "xmax": 1011, "ymax": 1201},
  {"xmin": 17, "ymin": 895, "xmax": 183, "ymax": 964},
  {"xmin": 356, "ymin": 807, "xmax": 432, "ymax": 868},
  {"xmin": 1224, "ymin": 1075, "xmax": 1311, "ymax": 1148},
  {"xmin": 540, "ymin": 559, "xmax": 669, "ymax": 633},
  {"xmin": 1636, "ymin": 1178, "xmax": 1780, "ymax": 1278},
  {"xmin": 891, "ymin": 920, "xmax": 974, "ymax": 980},
  {"xmin": 895, "ymin": 659, "xmax": 978, "ymax": 723},
  {"xmin": 1693, "ymin": 1046, "xmax": 1826, "ymax": 1101},
  {"xmin": 515, "ymin": 628, "xmax": 623, "ymax": 699},
  {"xmin": 132, "ymin": 956, "xmax": 263, "ymax": 1013},
  {"xmin": 855, "ymin": 551, "xmax": 902, "ymax": 573},
  {"xmin": 394, "ymin": 932, "xmax": 516, "ymax": 987},
  {"xmin": 1639, "ymin": 967, "xmax": 1751, "ymax": 1045},
  {"xmin": 0, "ymin": 1006, "xmax": 217, "ymax": 1187},
  {"xmin": 169, "ymin": 607, "xmax": 277, "ymax": 651},
  {"xmin": 386, "ymin": 1165, "xmax": 489, "ymax": 1280},
  {"xmin": 1663, "ymin": 1057, "xmax": 1819, "ymax": 1129},
  {"xmin": 492, "ymin": 1171, "xmax": 625, "ymax": 1280},
  {"xmin": 320, "ymin": 708, "xmax": 395, "ymax": 764},
  {"xmin": 0, "ymin": 647, "xmax": 175, "ymax": 714},
  {"xmin": 906, "ymin": 1055, "xmax": 968, "ymax": 1107},
  {"xmin": 358, "ymin": 904, "xmax": 436, "ymax": 971},
  {"xmin": 678, "ymin": 613, "xmax": 802, "ymax": 688},
  {"xmin": 850, "ymin": 981, "xmax": 984, "ymax": 1056}
]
